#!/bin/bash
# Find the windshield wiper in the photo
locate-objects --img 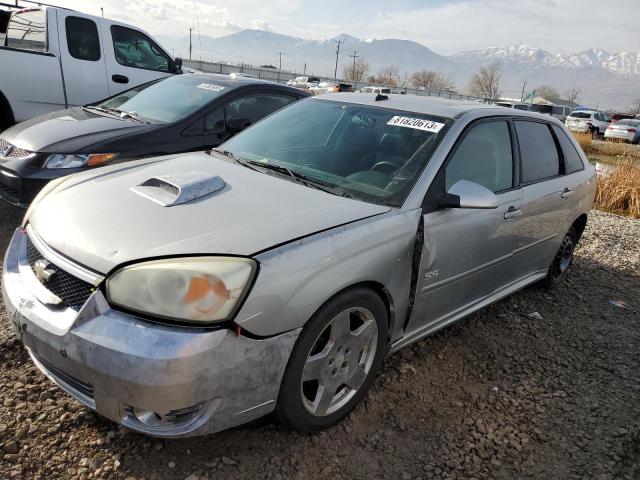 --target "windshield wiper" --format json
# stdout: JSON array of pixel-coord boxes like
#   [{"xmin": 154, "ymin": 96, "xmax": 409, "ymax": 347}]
[
  {"xmin": 210, "ymin": 148, "xmax": 266, "ymax": 173},
  {"xmin": 242, "ymin": 160, "xmax": 353, "ymax": 198},
  {"xmin": 82, "ymin": 105, "xmax": 148, "ymax": 124}
]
